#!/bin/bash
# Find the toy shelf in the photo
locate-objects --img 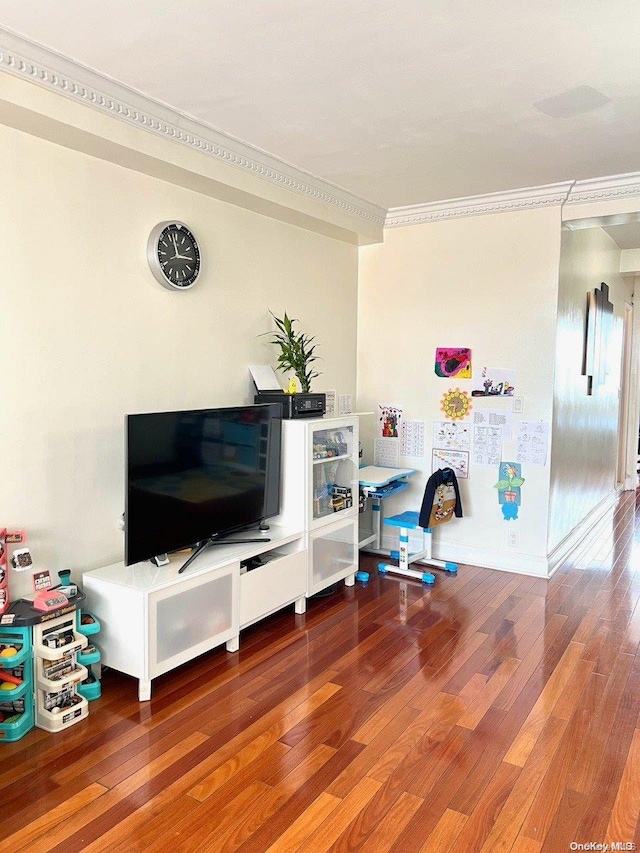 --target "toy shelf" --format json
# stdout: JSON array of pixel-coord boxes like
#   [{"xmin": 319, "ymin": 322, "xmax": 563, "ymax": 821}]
[
  {"xmin": 0, "ymin": 701, "xmax": 34, "ymax": 742},
  {"xmin": 36, "ymin": 692, "xmax": 88, "ymax": 733},
  {"xmin": 33, "ymin": 613, "xmax": 89, "ymax": 732},
  {"xmin": 0, "ymin": 626, "xmax": 34, "ymax": 742},
  {"xmin": 77, "ymin": 612, "xmax": 100, "ymax": 636},
  {"xmin": 77, "ymin": 669, "xmax": 100, "ymax": 701},
  {"xmin": 0, "ymin": 642, "xmax": 31, "ymax": 669},
  {"xmin": 0, "ymin": 674, "xmax": 31, "ymax": 702},
  {"xmin": 0, "ymin": 594, "xmax": 97, "ymax": 741},
  {"xmin": 36, "ymin": 662, "xmax": 88, "ymax": 692},
  {"xmin": 76, "ymin": 611, "xmax": 102, "ymax": 701},
  {"xmin": 34, "ymin": 634, "xmax": 87, "ymax": 660},
  {"xmin": 77, "ymin": 644, "xmax": 100, "ymax": 666}
]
